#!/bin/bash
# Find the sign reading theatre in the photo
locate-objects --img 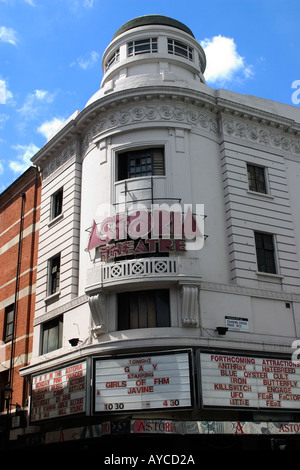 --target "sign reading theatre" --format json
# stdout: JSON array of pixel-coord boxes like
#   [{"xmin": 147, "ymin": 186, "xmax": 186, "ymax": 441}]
[
  {"xmin": 94, "ymin": 351, "xmax": 192, "ymax": 412},
  {"xmin": 31, "ymin": 361, "xmax": 86, "ymax": 422},
  {"xmin": 200, "ymin": 353, "xmax": 300, "ymax": 410},
  {"xmin": 86, "ymin": 205, "xmax": 204, "ymax": 260}
]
